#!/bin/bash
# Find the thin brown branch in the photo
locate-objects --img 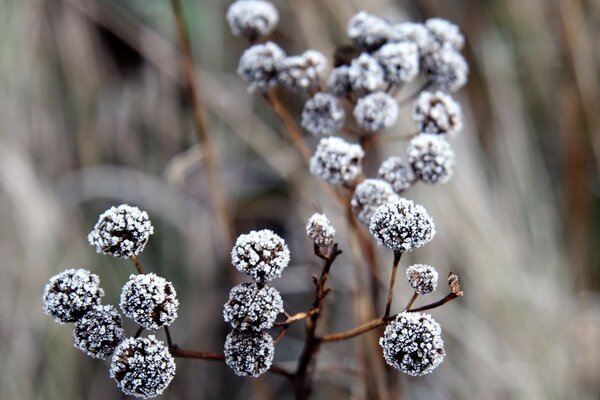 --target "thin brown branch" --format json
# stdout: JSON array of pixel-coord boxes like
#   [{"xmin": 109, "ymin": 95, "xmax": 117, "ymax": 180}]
[
  {"xmin": 274, "ymin": 311, "xmax": 312, "ymax": 327},
  {"xmin": 384, "ymin": 251, "xmax": 403, "ymax": 318},
  {"xmin": 130, "ymin": 255, "xmax": 145, "ymax": 274},
  {"xmin": 319, "ymin": 317, "xmax": 387, "ymax": 343},
  {"xmin": 406, "ymin": 293, "xmax": 460, "ymax": 312},
  {"xmin": 404, "ymin": 292, "xmax": 419, "ymax": 311}
]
